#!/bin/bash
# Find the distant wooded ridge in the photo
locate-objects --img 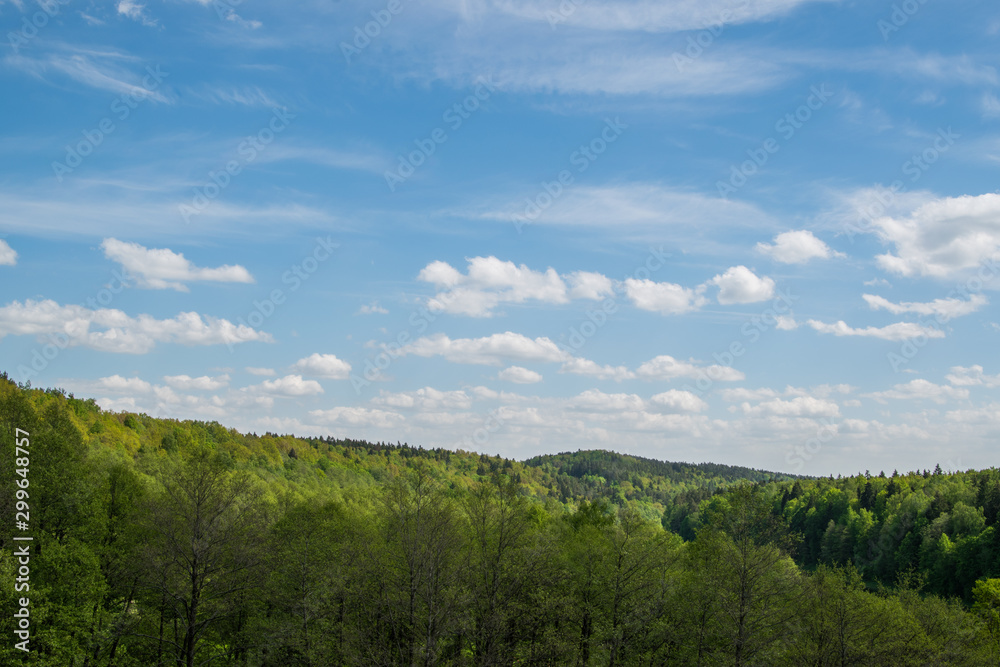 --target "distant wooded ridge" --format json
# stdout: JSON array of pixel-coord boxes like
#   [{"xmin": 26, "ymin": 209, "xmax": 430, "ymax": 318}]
[{"xmin": 2, "ymin": 374, "xmax": 999, "ymax": 665}]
